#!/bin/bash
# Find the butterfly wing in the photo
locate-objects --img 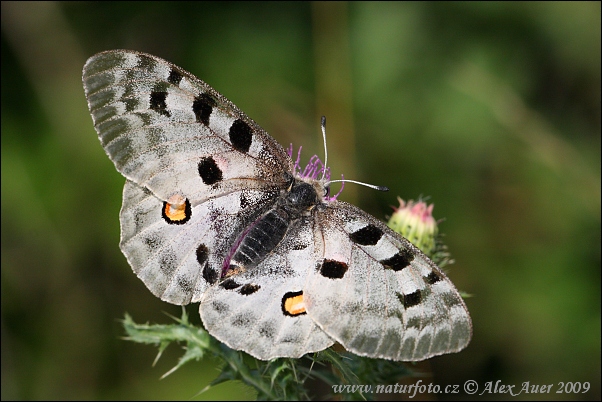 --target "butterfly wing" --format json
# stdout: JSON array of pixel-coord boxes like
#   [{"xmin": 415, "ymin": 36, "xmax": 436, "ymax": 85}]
[
  {"xmin": 119, "ymin": 180, "xmax": 281, "ymax": 304},
  {"xmin": 304, "ymin": 202, "xmax": 472, "ymax": 361},
  {"xmin": 83, "ymin": 50, "xmax": 291, "ymax": 203},
  {"xmin": 199, "ymin": 218, "xmax": 335, "ymax": 360},
  {"xmin": 83, "ymin": 50, "xmax": 293, "ymax": 304}
]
